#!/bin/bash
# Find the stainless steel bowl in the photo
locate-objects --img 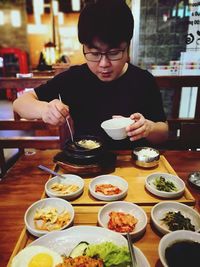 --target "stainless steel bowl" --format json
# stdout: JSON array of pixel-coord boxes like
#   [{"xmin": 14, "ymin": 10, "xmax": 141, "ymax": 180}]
[
  {"xmin": 132, "ymin": 147, "xmax": 160, "ymax": 168},
  {"xmin": 188, "ymin": 172, "xmax": 200, "ymax": 190}
]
